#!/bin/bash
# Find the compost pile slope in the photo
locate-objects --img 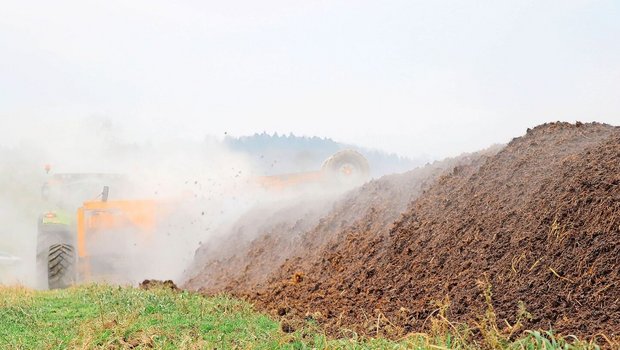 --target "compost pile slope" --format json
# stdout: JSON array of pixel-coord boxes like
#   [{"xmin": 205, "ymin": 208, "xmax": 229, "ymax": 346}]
[
  {"xmin": 252, "ymin": 122, "xmax": 620, "ymax": 339},
  {"xmin": 184, "ymin": 196, "xmax": 337, "ymax": 293},
  {"xmin": 184, "ymin": 150, "xmax": 493, "ymax": 293}
]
